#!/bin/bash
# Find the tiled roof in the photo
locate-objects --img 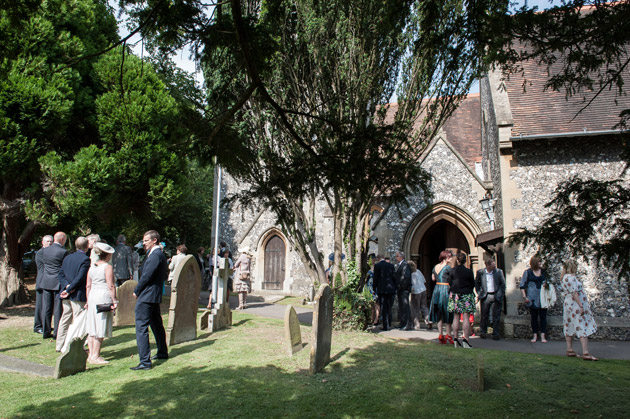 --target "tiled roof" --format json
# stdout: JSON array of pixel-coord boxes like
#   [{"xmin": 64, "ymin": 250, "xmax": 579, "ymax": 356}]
[
  {"xmin": 442, "ymin": 94, "xmax": 481, "ymax": 168},
  {"xmin": 381, "ymin": 94, "xmax": 481, "ymax": 170},
  {"xmin": 503, "ymin": 55, "xmax": 630, "ymax": 137}
]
